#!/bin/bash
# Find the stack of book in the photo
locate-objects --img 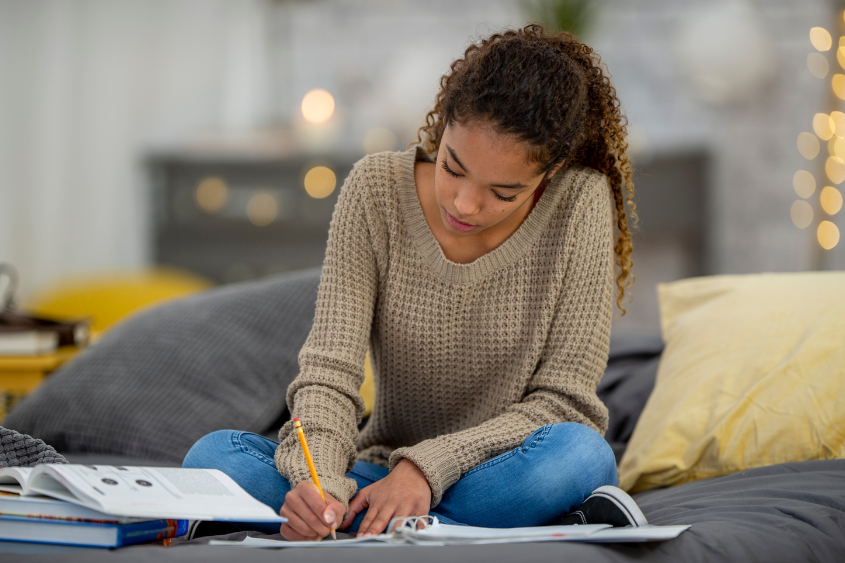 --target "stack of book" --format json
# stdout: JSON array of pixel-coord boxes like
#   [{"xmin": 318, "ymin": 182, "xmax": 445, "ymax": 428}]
[{"xmin": 0, "ymin": 464, "xmax": 285, "ymax": 548}]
